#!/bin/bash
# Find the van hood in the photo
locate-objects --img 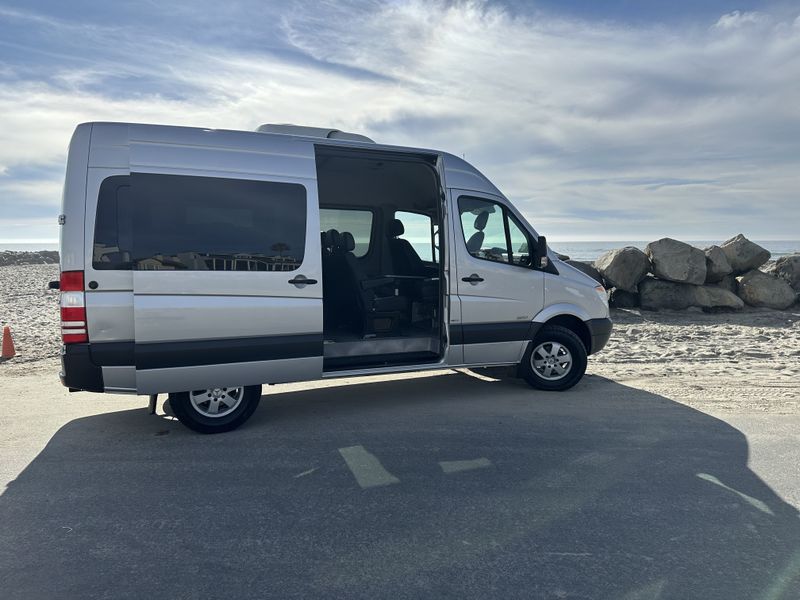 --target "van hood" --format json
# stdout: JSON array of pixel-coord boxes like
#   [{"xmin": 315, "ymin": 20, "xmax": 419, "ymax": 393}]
[{"xmin": 553, "ymin": 257, "xmax": 604, "ymax": 289}]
